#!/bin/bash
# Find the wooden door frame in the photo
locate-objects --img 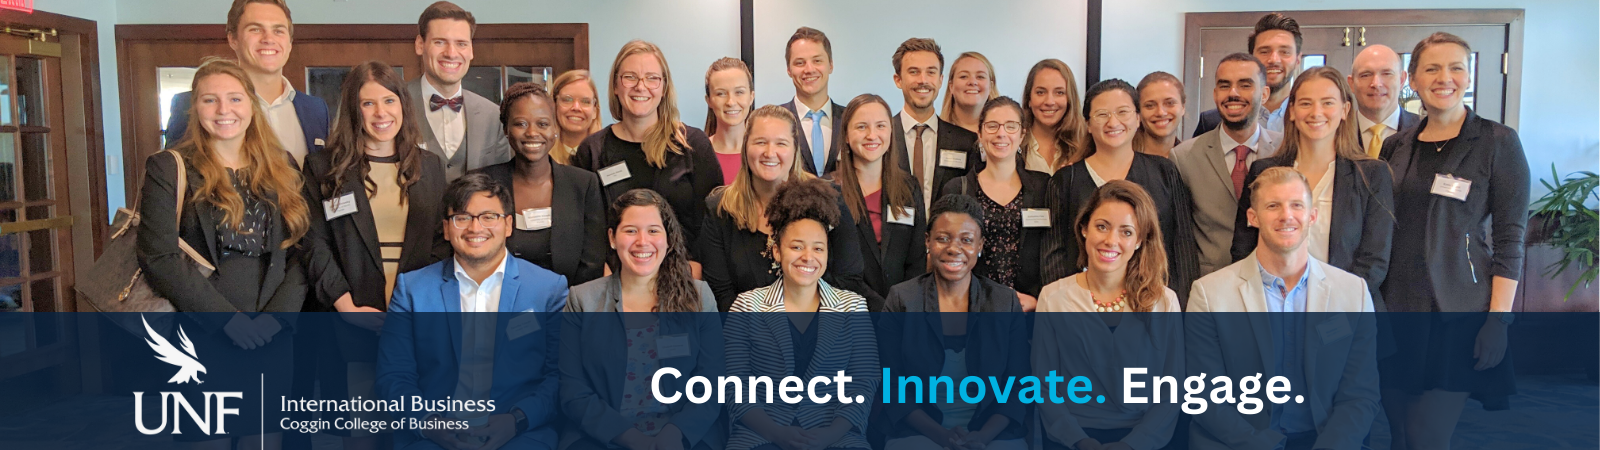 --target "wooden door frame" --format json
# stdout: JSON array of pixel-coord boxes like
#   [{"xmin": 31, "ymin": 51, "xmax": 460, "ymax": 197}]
[
  {"xmin": 115, "ymin": 23, "xmax": 589, "ymax": 206},
  {"xmin": 1182, "ymin": 9, "xmax": 1525, "ymax": 128}
]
